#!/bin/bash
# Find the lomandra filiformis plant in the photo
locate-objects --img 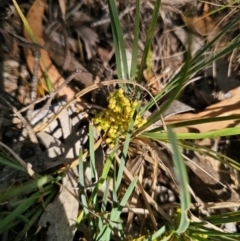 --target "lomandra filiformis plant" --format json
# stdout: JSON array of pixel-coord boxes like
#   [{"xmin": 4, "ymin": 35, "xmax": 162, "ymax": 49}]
[{"xmin": 93, "ymin": 88, "xmax": 146, "ymax": 148}]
